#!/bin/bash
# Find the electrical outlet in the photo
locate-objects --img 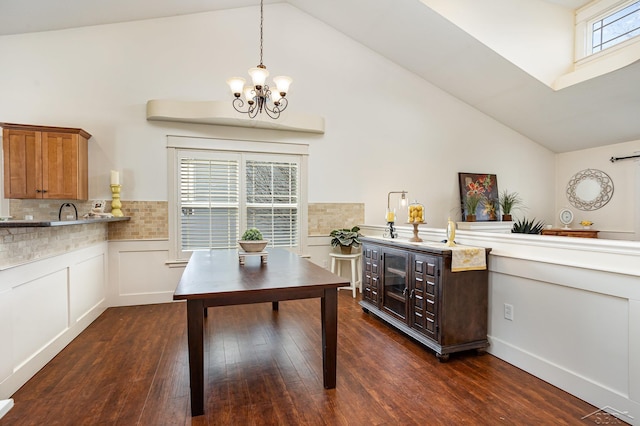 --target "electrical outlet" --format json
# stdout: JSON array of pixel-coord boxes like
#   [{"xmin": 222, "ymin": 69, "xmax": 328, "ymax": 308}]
[
  {"xmin": 322, "ymin": 260, "xmax": 328, "ymax": 268},
  {"xmin": 504, "ymin": 303, "xmax": 514, "ymax": 321}
]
